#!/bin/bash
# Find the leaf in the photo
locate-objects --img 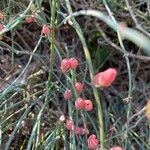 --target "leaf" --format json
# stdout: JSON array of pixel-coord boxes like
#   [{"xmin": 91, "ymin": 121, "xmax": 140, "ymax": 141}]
[{"xmin": 87, "ymin": 31, "xmax": 112, "ymax": 70}]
